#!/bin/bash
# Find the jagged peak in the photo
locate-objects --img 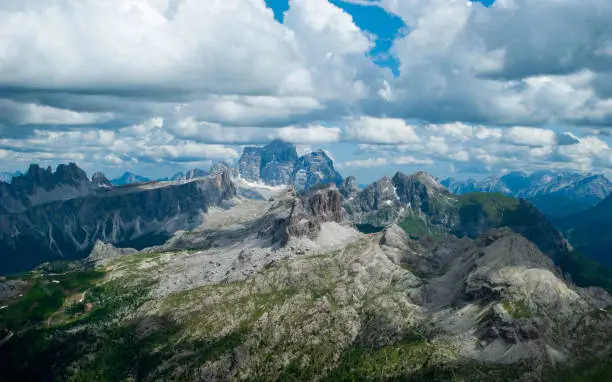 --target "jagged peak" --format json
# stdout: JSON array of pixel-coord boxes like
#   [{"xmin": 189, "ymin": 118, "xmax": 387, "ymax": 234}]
[{"xmin": 392, "ymin": 171, "xmax": 446, "ymax": 192}]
